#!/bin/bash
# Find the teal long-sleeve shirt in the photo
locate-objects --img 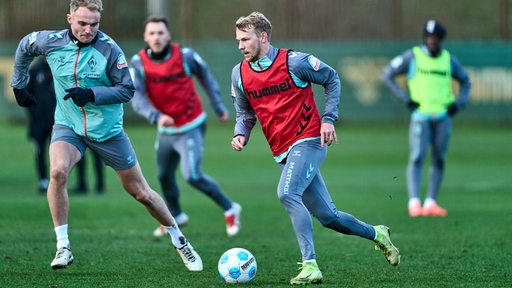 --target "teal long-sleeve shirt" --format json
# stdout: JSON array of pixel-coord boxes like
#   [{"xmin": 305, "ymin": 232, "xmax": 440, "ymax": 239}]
[{"xmin": 11, "ymin": 29, "xmax": 134, "ymax": 142}]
